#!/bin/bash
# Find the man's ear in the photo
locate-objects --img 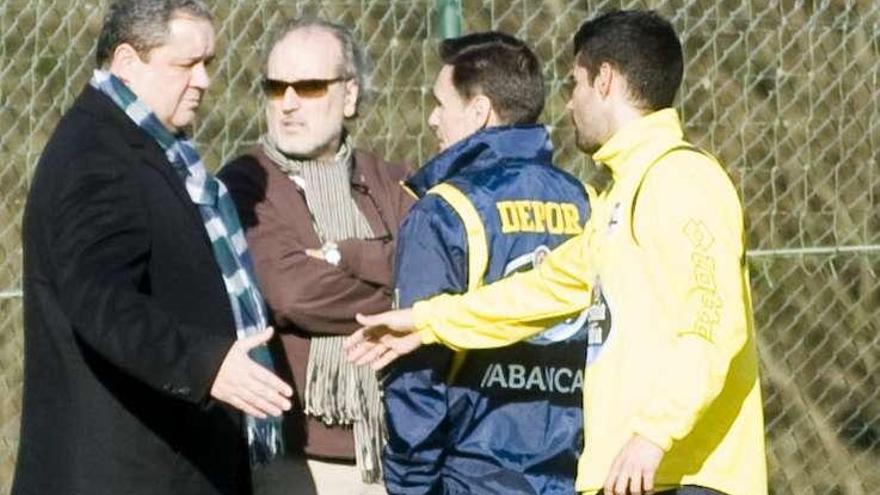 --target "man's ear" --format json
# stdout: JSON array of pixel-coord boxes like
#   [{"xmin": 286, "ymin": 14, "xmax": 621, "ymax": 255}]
[
  {"xmin": 469, "ymin": 94, "xmax": 493, "ymax": 129},
  {"xmin": 343, "ymin": 79, "xmax": 360, "ymax": 118},
  {"xmin": 108, "ymin": 43, "xmax": 142, "ymax": 83},
  {"xmin": 596, "ymin": 62, "xmax": 614, "ymax": 98}
]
